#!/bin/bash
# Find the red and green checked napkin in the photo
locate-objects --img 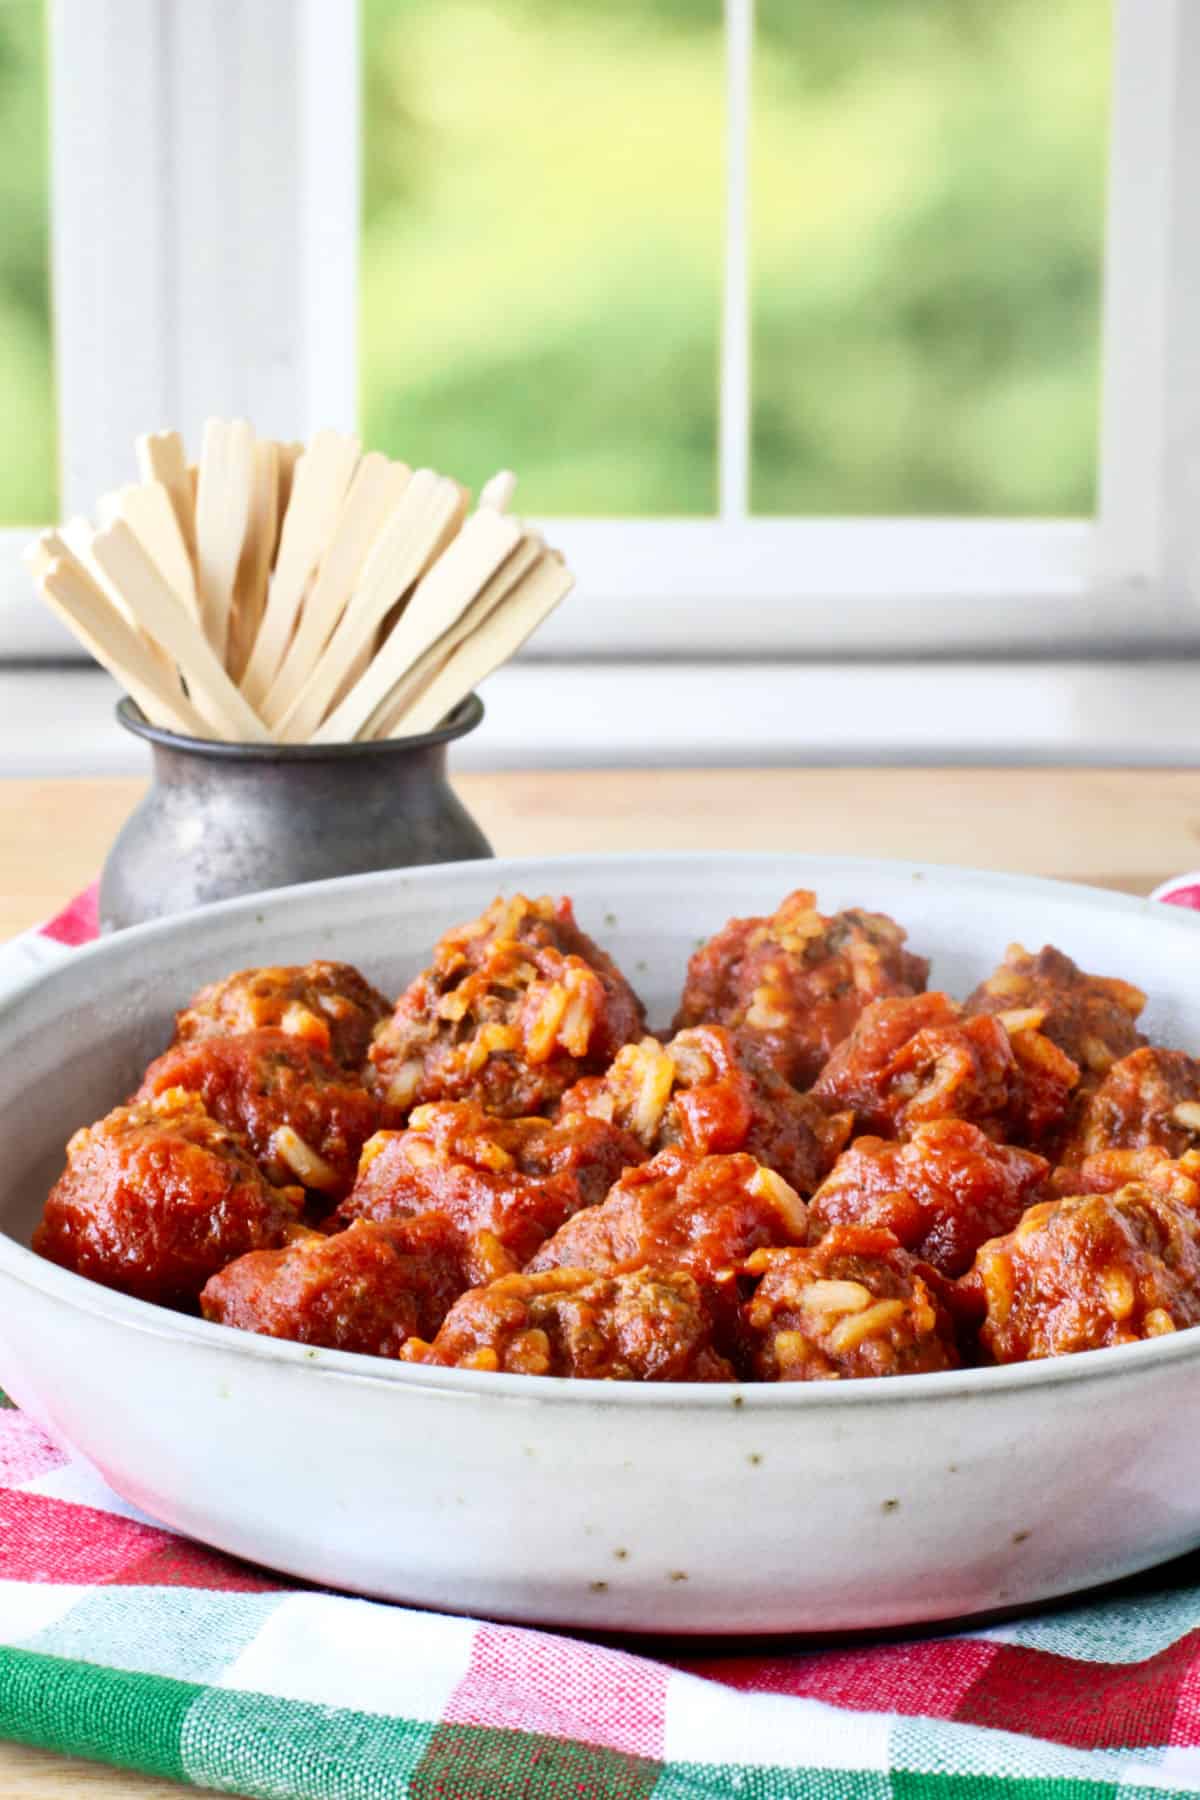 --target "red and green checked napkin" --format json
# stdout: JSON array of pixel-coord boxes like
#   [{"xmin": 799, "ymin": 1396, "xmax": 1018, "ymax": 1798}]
[{"xmin": 3, "ymin": 883, "xmax": 1200, "ymax": 1800}]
